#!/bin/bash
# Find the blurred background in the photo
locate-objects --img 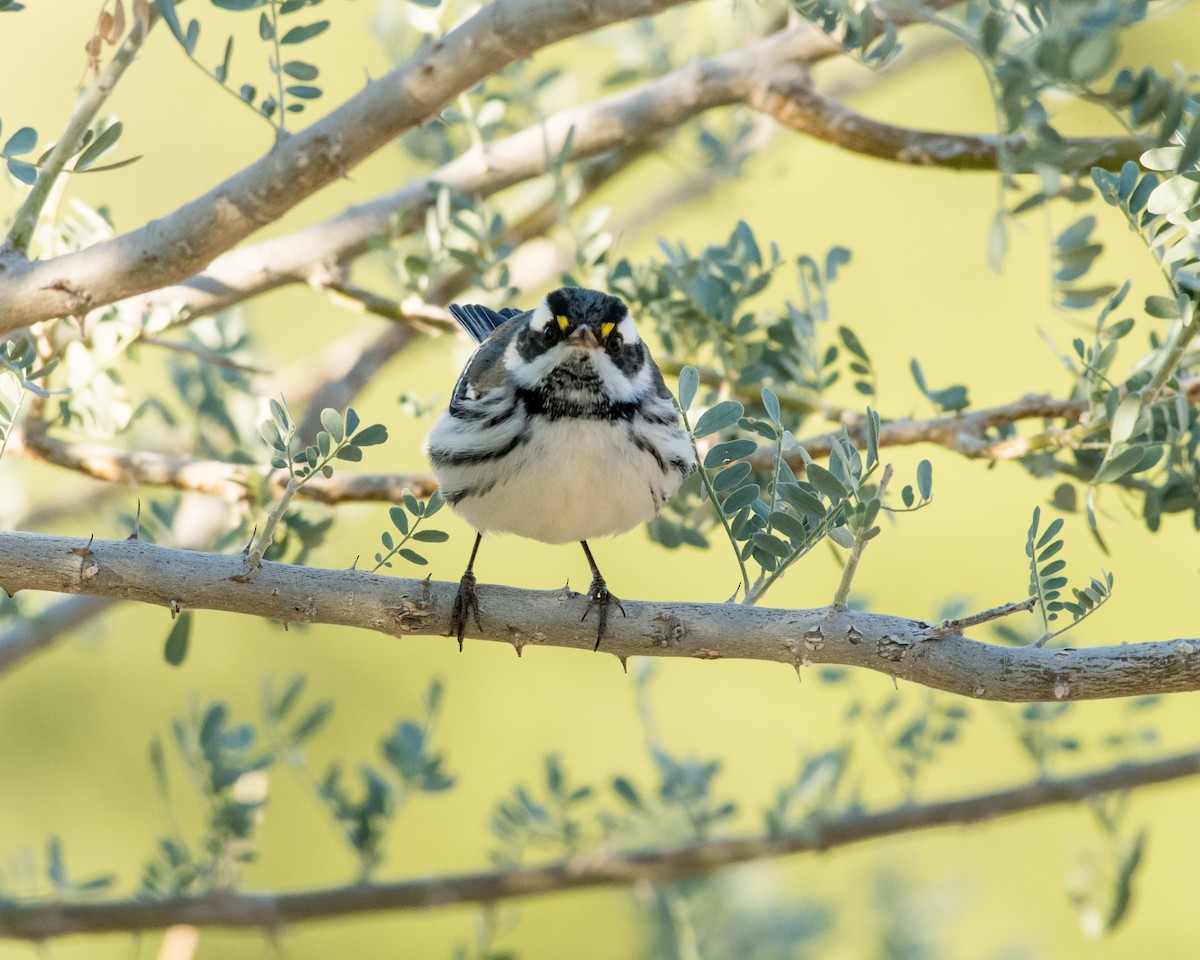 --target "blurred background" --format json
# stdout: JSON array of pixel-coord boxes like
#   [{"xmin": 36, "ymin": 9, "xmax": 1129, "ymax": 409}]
[{"xmin": 2, "ymin": 0, "xmax": 1199, "ymax": 957}]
